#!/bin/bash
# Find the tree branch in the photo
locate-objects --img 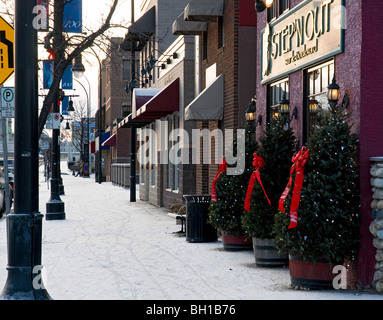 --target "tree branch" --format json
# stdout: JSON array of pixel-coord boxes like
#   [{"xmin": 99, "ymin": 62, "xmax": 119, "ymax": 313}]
[{"xmin": 38, "ymin": 0, "xmax": 119, "ymax": 138}]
